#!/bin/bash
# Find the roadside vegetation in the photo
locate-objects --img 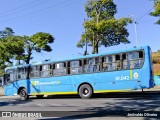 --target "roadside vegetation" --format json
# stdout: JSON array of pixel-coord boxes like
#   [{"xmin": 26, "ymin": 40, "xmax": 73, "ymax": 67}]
[{"xmin": 152, "ymin": 52, "xmax": 160, "ymax": 75}]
